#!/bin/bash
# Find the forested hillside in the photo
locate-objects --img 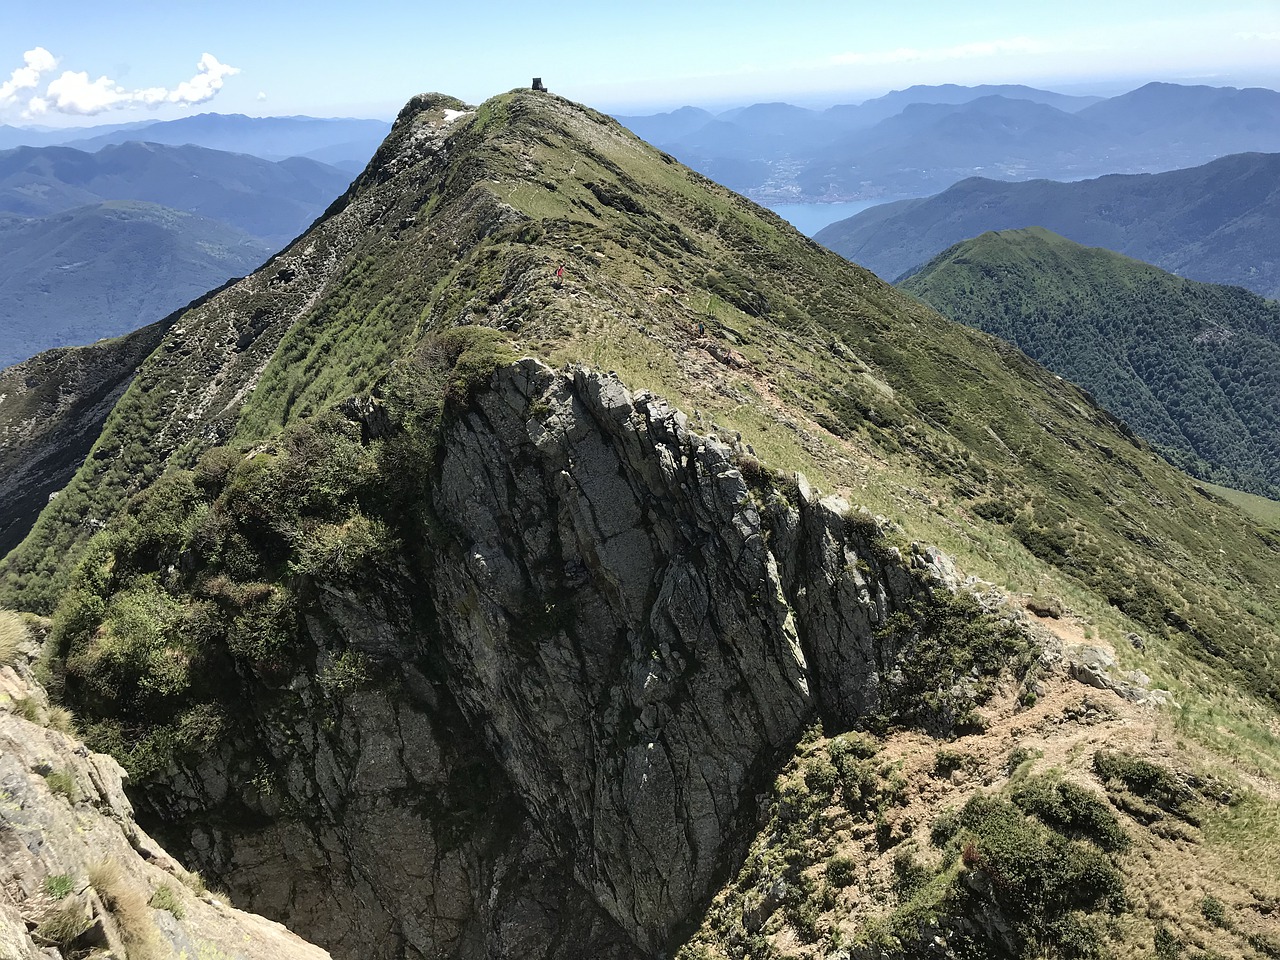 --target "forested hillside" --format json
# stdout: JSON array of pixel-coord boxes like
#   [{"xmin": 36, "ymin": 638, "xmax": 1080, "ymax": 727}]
[{"xmin": 902, "ymin": 227, "xmax": 1280, "ymax": 494}]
